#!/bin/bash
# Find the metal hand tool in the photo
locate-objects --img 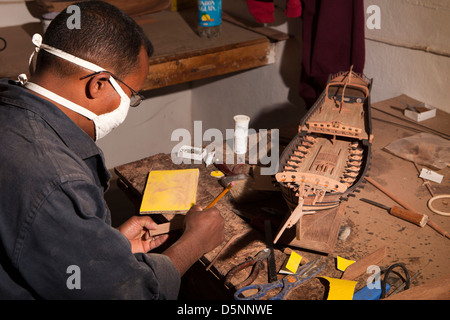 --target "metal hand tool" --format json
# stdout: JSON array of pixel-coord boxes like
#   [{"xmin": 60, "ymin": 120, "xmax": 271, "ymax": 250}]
[
  {"xmin": 234, "ymin": 258, "xmax": 326, "ymax": 300},
  {"xmin": 360, "ymin": 198, "xmax": 428, "ymax": 227},
  {"xmin": 363, "ymin": 178, "xmax": 450, "ymax": 239},
  {"xmin": 224, "ymin": 248, "xmax": 271, "ymax": 290},
  {"xmin": 264, "ymin": 219, "xmax": 277, "ymax": 283}
]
